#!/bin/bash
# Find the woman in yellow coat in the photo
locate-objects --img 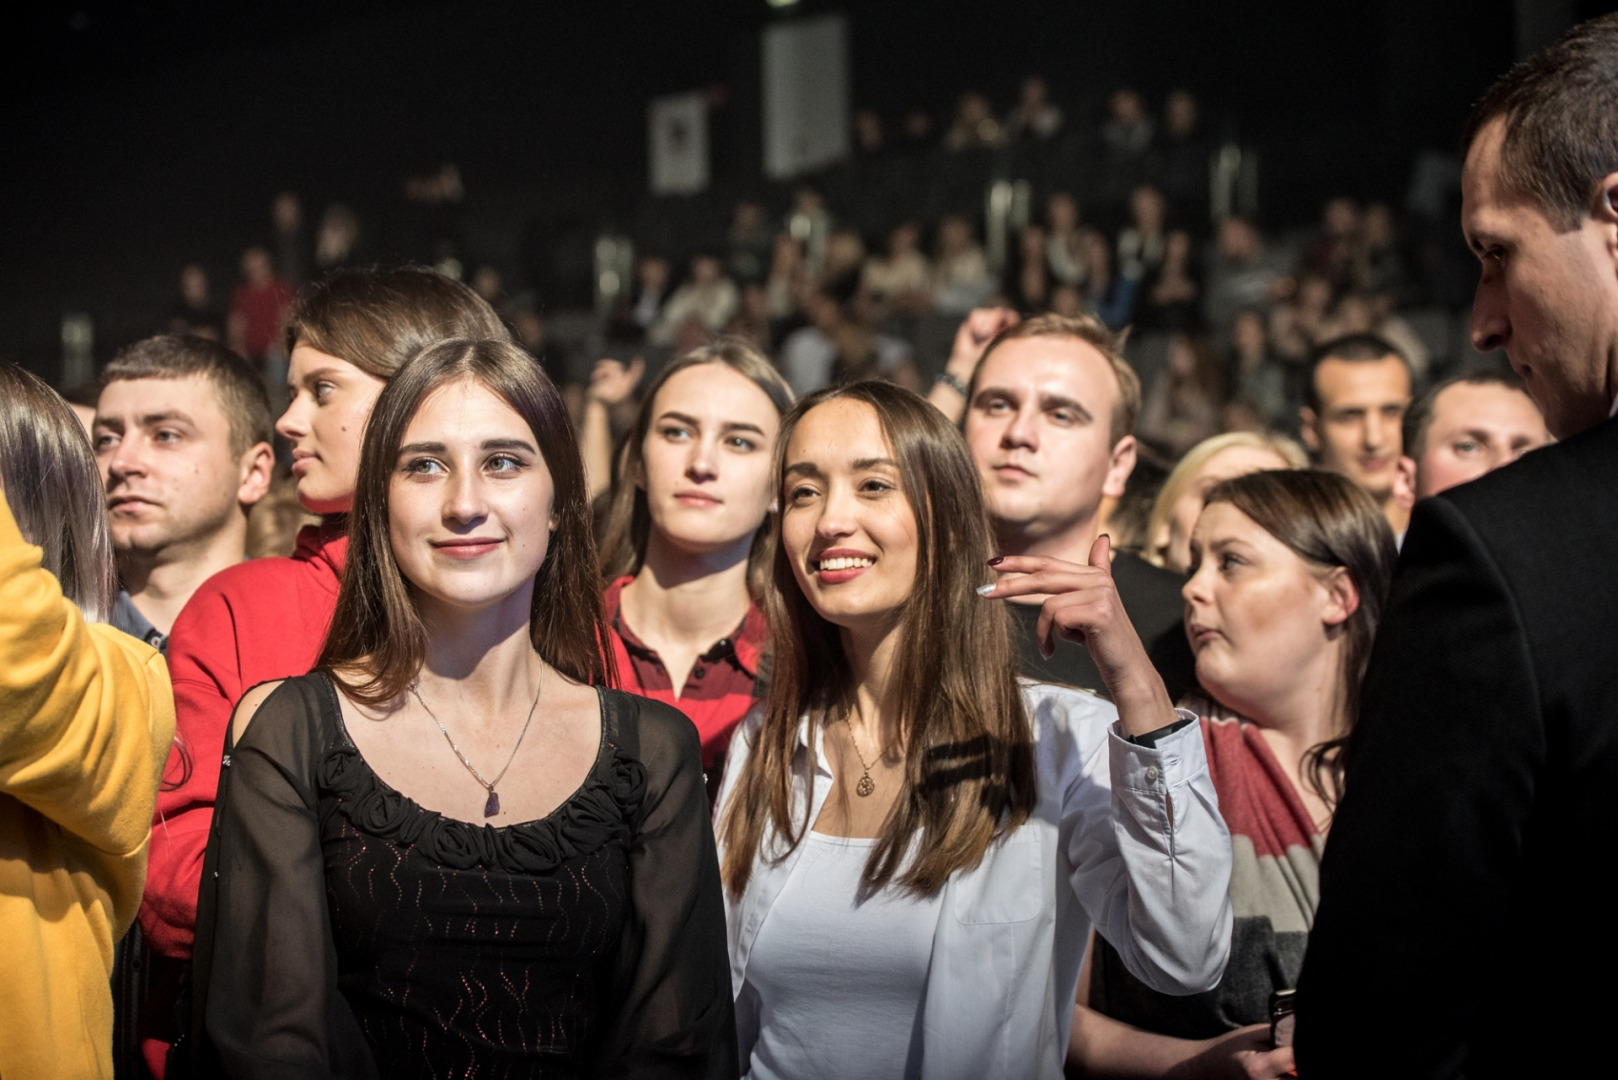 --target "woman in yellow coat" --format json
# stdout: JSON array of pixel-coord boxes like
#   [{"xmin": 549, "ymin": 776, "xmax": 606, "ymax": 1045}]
[{"xmin": 0, "ymin": 364, "xmax": 175, "ymax": 1079}]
